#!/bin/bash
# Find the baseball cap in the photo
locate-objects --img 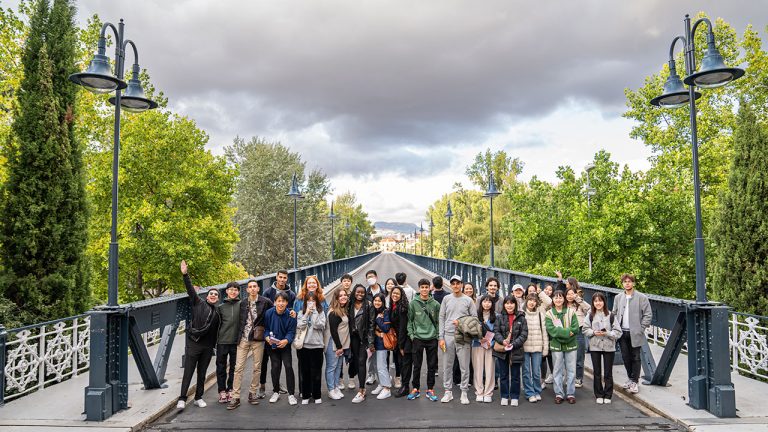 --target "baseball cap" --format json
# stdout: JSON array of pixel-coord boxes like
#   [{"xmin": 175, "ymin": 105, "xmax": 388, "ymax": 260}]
[
  {"xmin": 512, "ymin": 283, "xmax": 524, "ymax": 292},
  {"xmin": 449, "ymin": 274, "xmax": 462, "ymax": 283}
]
